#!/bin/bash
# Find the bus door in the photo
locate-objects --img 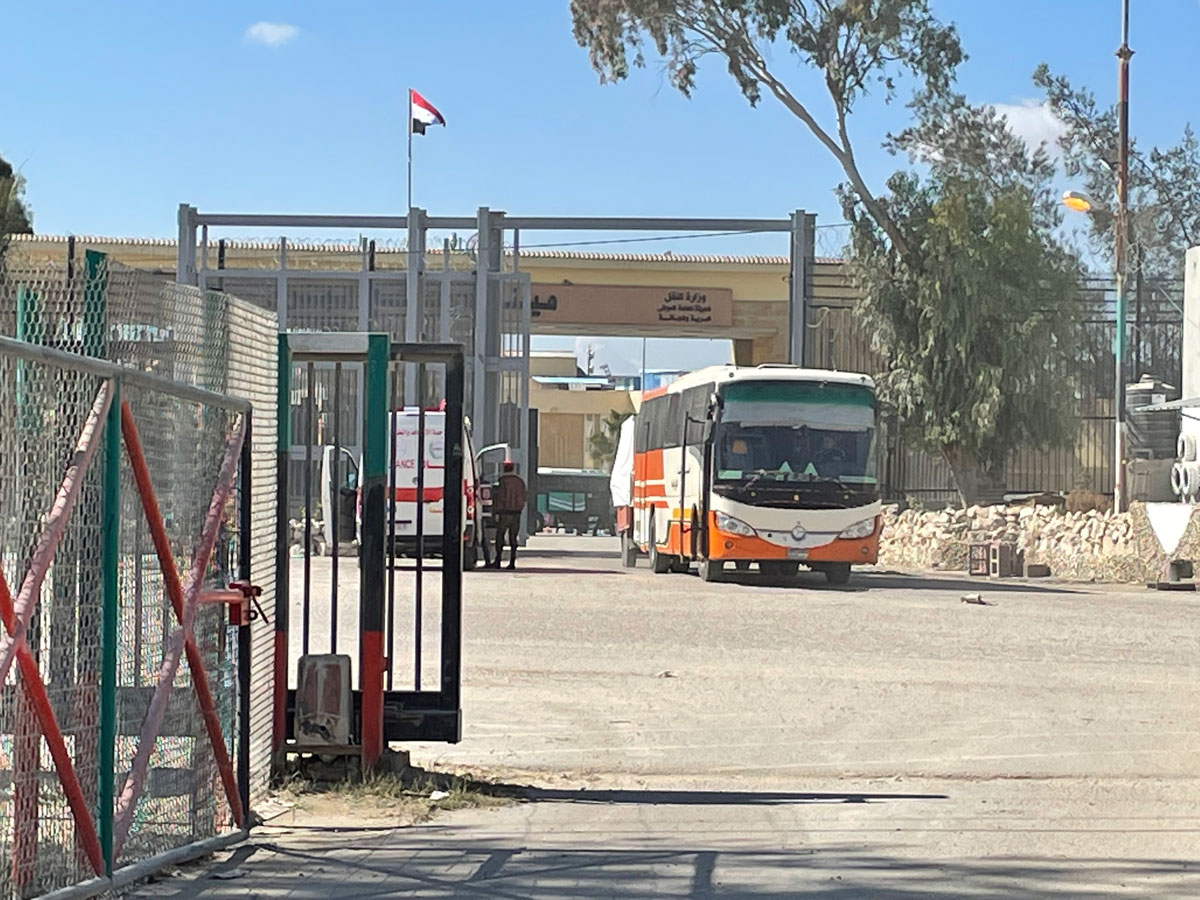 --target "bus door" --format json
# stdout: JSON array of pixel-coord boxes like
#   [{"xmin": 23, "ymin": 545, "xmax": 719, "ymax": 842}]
[{"xmin": 679, "ymin": 385, "xmax": 715, "ymax": 559}]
